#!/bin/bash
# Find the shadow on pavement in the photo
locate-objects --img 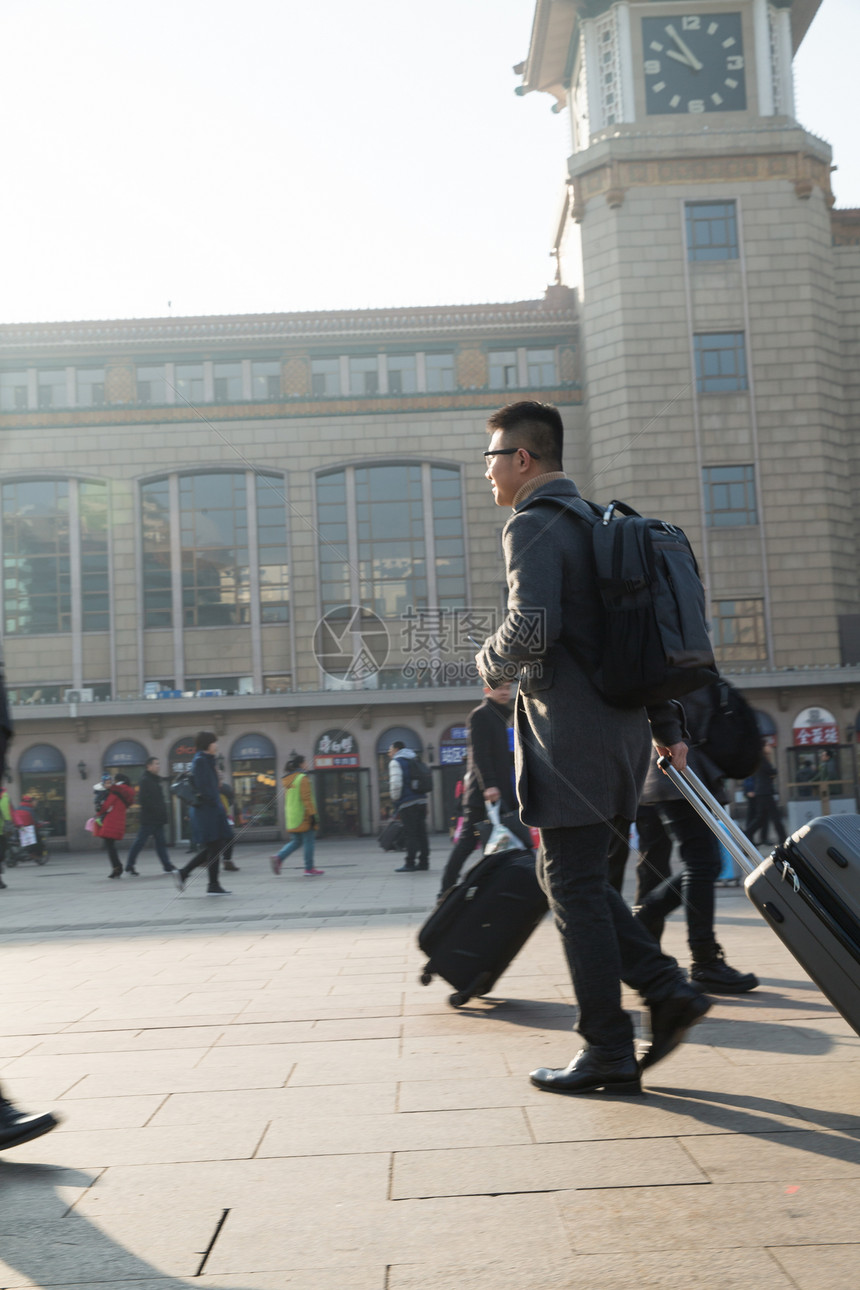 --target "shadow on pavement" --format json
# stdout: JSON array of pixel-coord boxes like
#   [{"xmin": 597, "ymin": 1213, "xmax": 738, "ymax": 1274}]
[{"xmin": 0, "ymin": 1160, "xmax": 254, "ymax": 1288}]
